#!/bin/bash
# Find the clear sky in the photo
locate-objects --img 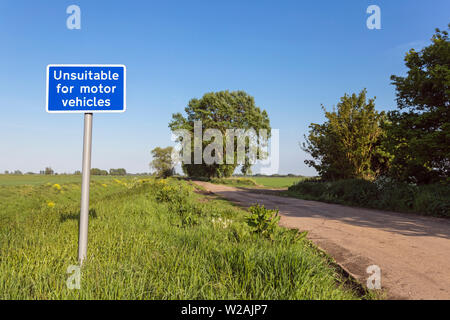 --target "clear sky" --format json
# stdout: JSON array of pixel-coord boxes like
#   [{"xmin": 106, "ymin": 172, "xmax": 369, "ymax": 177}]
[{"xmin": 0, "ymin": 0, "xmax": 448, "ymax": 175}]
